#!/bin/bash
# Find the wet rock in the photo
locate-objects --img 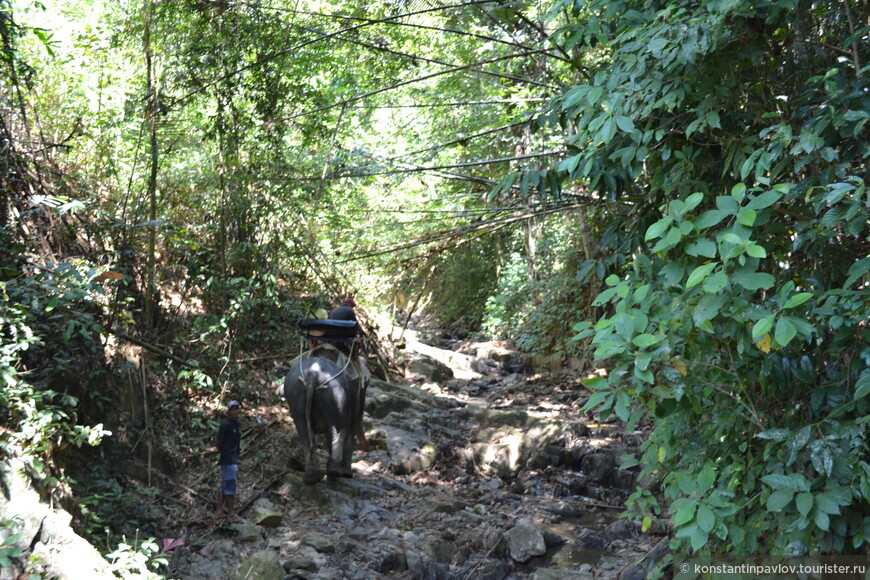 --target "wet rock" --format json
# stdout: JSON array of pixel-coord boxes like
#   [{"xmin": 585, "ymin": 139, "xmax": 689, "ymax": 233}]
[
  {"xmin": 504, "ymin": 518, "xmax": 547, "ymax": 563},
  {"xmin": 604, "ymin": 518, "xmax": 638, "ymax": 542},
  {"xmin": 581, "ymin": 452, "xmax": 617, "ymax": 483},
  {"xmin": 234, "ymin": 550, "xmax": 283, "ymax": 580},
  {"xmin": 577, "ymin": 528, "xmax": 608, "ymax": 549},
  {"xmin": 541, "ymin": 500, "xmax": 584, "ymax": 519}
]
